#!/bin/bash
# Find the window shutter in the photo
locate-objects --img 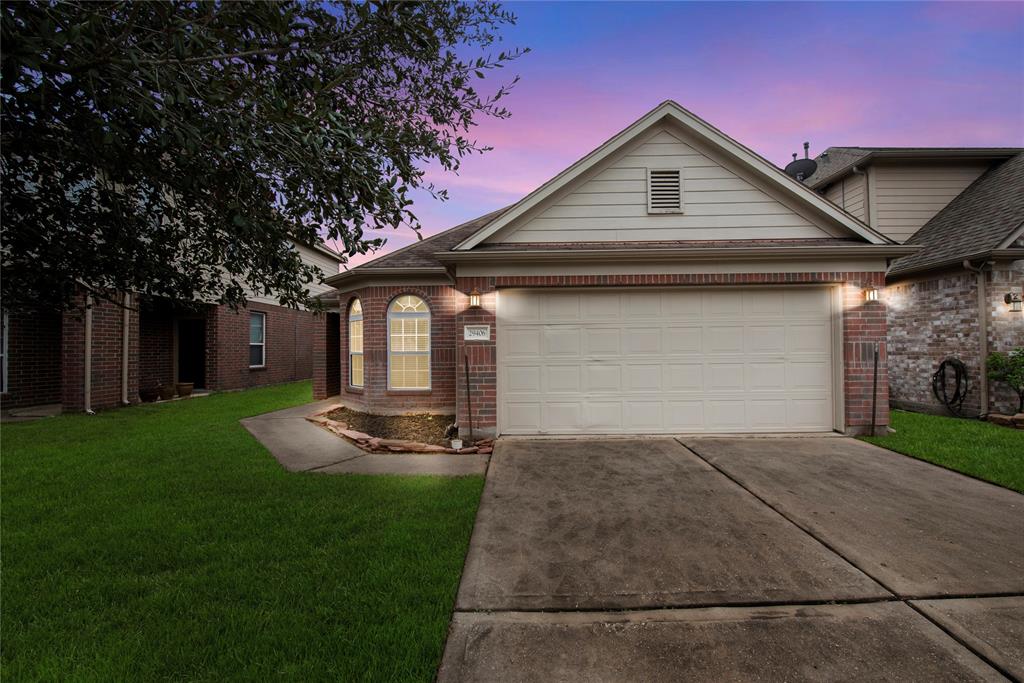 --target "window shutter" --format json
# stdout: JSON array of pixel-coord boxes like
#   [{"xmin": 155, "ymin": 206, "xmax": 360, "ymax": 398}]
[{"xmin": 647, "ymin": 168, "xmax": 683, "ymax": 214}]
